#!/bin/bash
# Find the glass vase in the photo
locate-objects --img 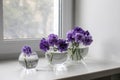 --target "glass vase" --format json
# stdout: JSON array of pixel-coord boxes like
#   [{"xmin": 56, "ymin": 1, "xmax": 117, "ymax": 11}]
[
  {"xmin": 45, "ymin": 50, "xmax": 68, "ymax": 72},
  {"xmin": 18, "ymin": 52, "xmax": 39, "ymax": 69},
  {"xmin": 68, "ymin": 47, "xmax": 89, "ymax": 63},
  {"xmin": 45, "ymin": 50, "xmax": 68, "ymax": 65}
]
